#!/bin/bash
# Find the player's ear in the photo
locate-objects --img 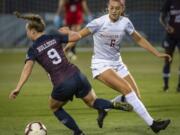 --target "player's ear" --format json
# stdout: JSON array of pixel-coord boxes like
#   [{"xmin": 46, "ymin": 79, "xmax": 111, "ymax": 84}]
[{"xmin": 31, "ymin": 29, "xmax": 36, "ymax": 35}]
